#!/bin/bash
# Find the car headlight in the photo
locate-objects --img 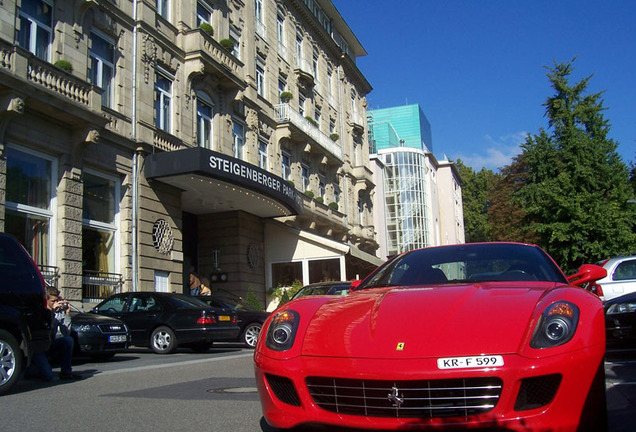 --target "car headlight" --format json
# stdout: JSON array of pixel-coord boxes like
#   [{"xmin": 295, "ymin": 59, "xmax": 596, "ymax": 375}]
[
  {"xmin": 531, "ymin": 301, "xmax": 579, "ymax": 349},
  {"xmin": 606, "ymin": 302, "xmax": 636, "ymax": 315},
  {"xmin": 265, "ymin": 309, "xmax": 299, "ymax": 351}
]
